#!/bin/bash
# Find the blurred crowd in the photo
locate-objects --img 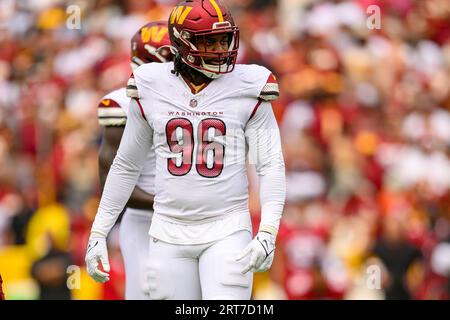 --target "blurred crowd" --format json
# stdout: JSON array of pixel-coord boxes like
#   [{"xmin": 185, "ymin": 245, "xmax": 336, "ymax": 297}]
[{"xmin": 0, "ymin": 0, "xmax": 449, "ymax": 300}]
